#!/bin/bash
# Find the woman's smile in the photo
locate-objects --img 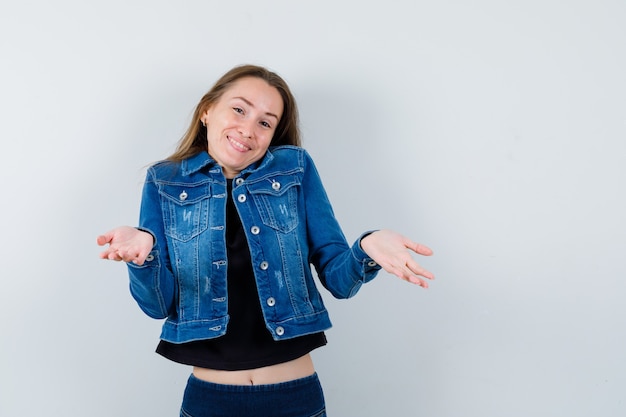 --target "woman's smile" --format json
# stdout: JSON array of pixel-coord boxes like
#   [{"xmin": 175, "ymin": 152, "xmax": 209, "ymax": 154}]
[{"xmin": 227, "ymin": 135, "xmax": 251, "ymax": 152}]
